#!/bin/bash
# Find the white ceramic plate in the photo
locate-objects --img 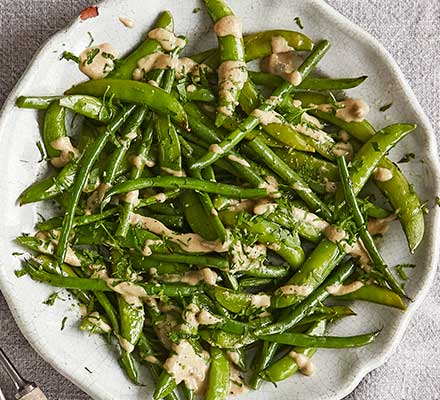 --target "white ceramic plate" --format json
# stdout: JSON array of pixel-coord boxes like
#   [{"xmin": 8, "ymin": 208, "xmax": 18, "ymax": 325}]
[{"xmin": 0, "ymin": 0, "xmax": 439, "ymax": 399}]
